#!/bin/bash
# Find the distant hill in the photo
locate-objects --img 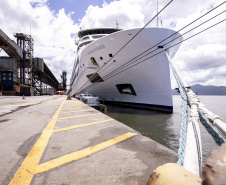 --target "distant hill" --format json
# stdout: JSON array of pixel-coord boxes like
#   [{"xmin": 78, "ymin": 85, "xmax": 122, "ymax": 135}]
[{"xmin": 172, "ymin": 84, "xmax": 226, "ymax": 95}]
